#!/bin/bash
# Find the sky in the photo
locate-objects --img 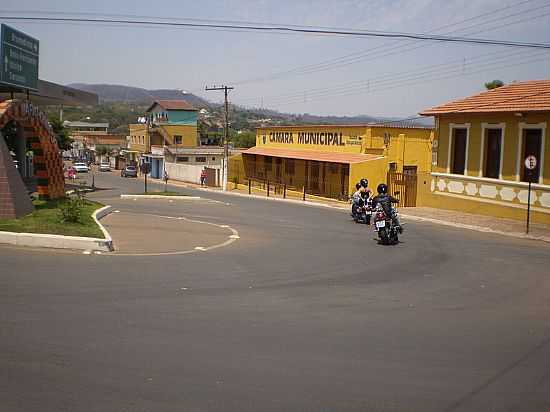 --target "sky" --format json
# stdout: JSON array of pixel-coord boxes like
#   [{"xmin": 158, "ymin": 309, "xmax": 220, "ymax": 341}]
[{"xmin": 1, "ymin": 0, "xmax": 550, "ymax": 118}]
